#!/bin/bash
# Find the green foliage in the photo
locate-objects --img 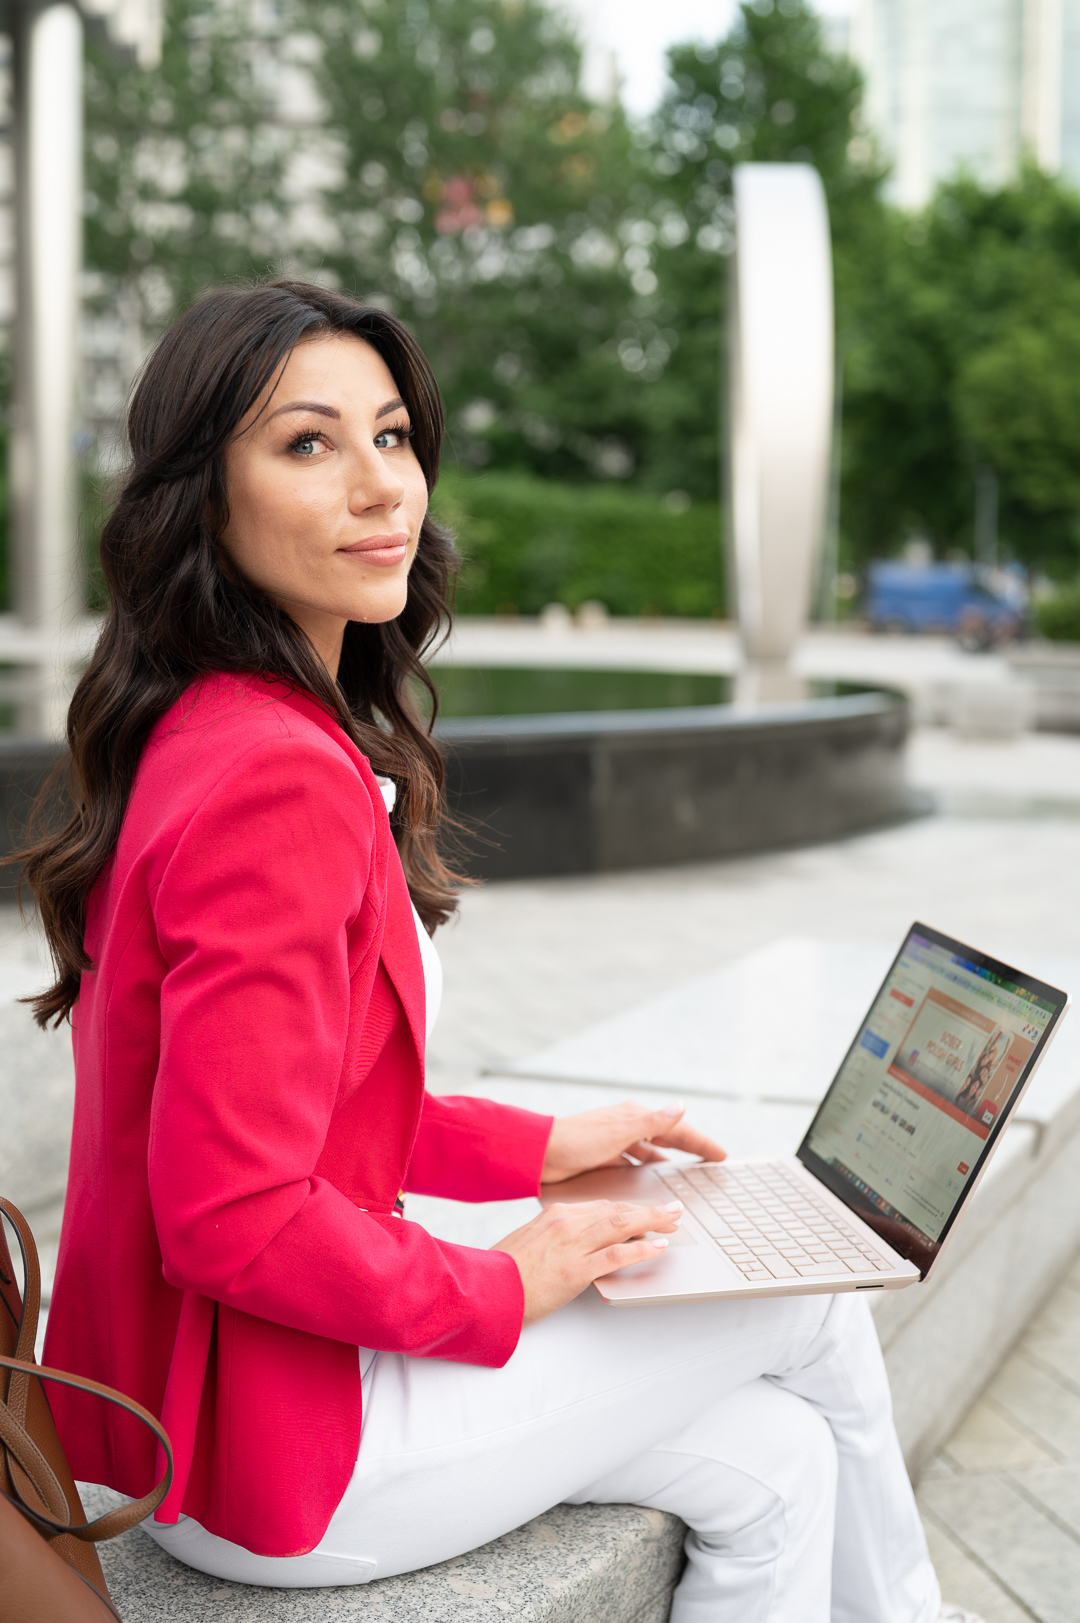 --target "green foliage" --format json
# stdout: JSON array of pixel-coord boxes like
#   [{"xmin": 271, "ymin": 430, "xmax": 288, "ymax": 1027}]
[
  {"xmin": 84, "ymin": 0, "xmax": 296, "ymax": 312},
  {"xmin": 300, "ymin": 0, "xmax": 671, "ymax": 489},
  {"xmin": 433, "ymin": 471, "xmax": 723, "ymax": 617},
  {"xmin": 82, "ymin": 0, "xmax": 869, "ymax": 511},
  {"xmin": 842, "ymin": 167, "xmax": 1080, "ymax": 576},
  {"xmin": 640, "ymin": 1, "xmax": 883, "ymax": 499},
  {"xmin": 298, "ymin": 0, "xmax": 872, "ymax": 500},
  {"xmin": 80, "ymin": 0, "xmax": 1080, "ymax": 598},
  {"xmin": 1035, "ymin": 585, "xmax": 1080, "ymax": 641}
]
